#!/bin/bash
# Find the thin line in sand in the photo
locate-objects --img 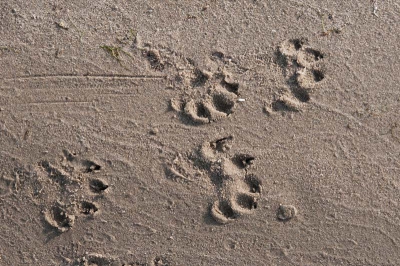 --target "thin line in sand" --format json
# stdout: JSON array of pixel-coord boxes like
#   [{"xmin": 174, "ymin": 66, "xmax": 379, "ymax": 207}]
[{"xmin": 0, "ymin": 73, "xmax": 166, "ymax": 82}]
